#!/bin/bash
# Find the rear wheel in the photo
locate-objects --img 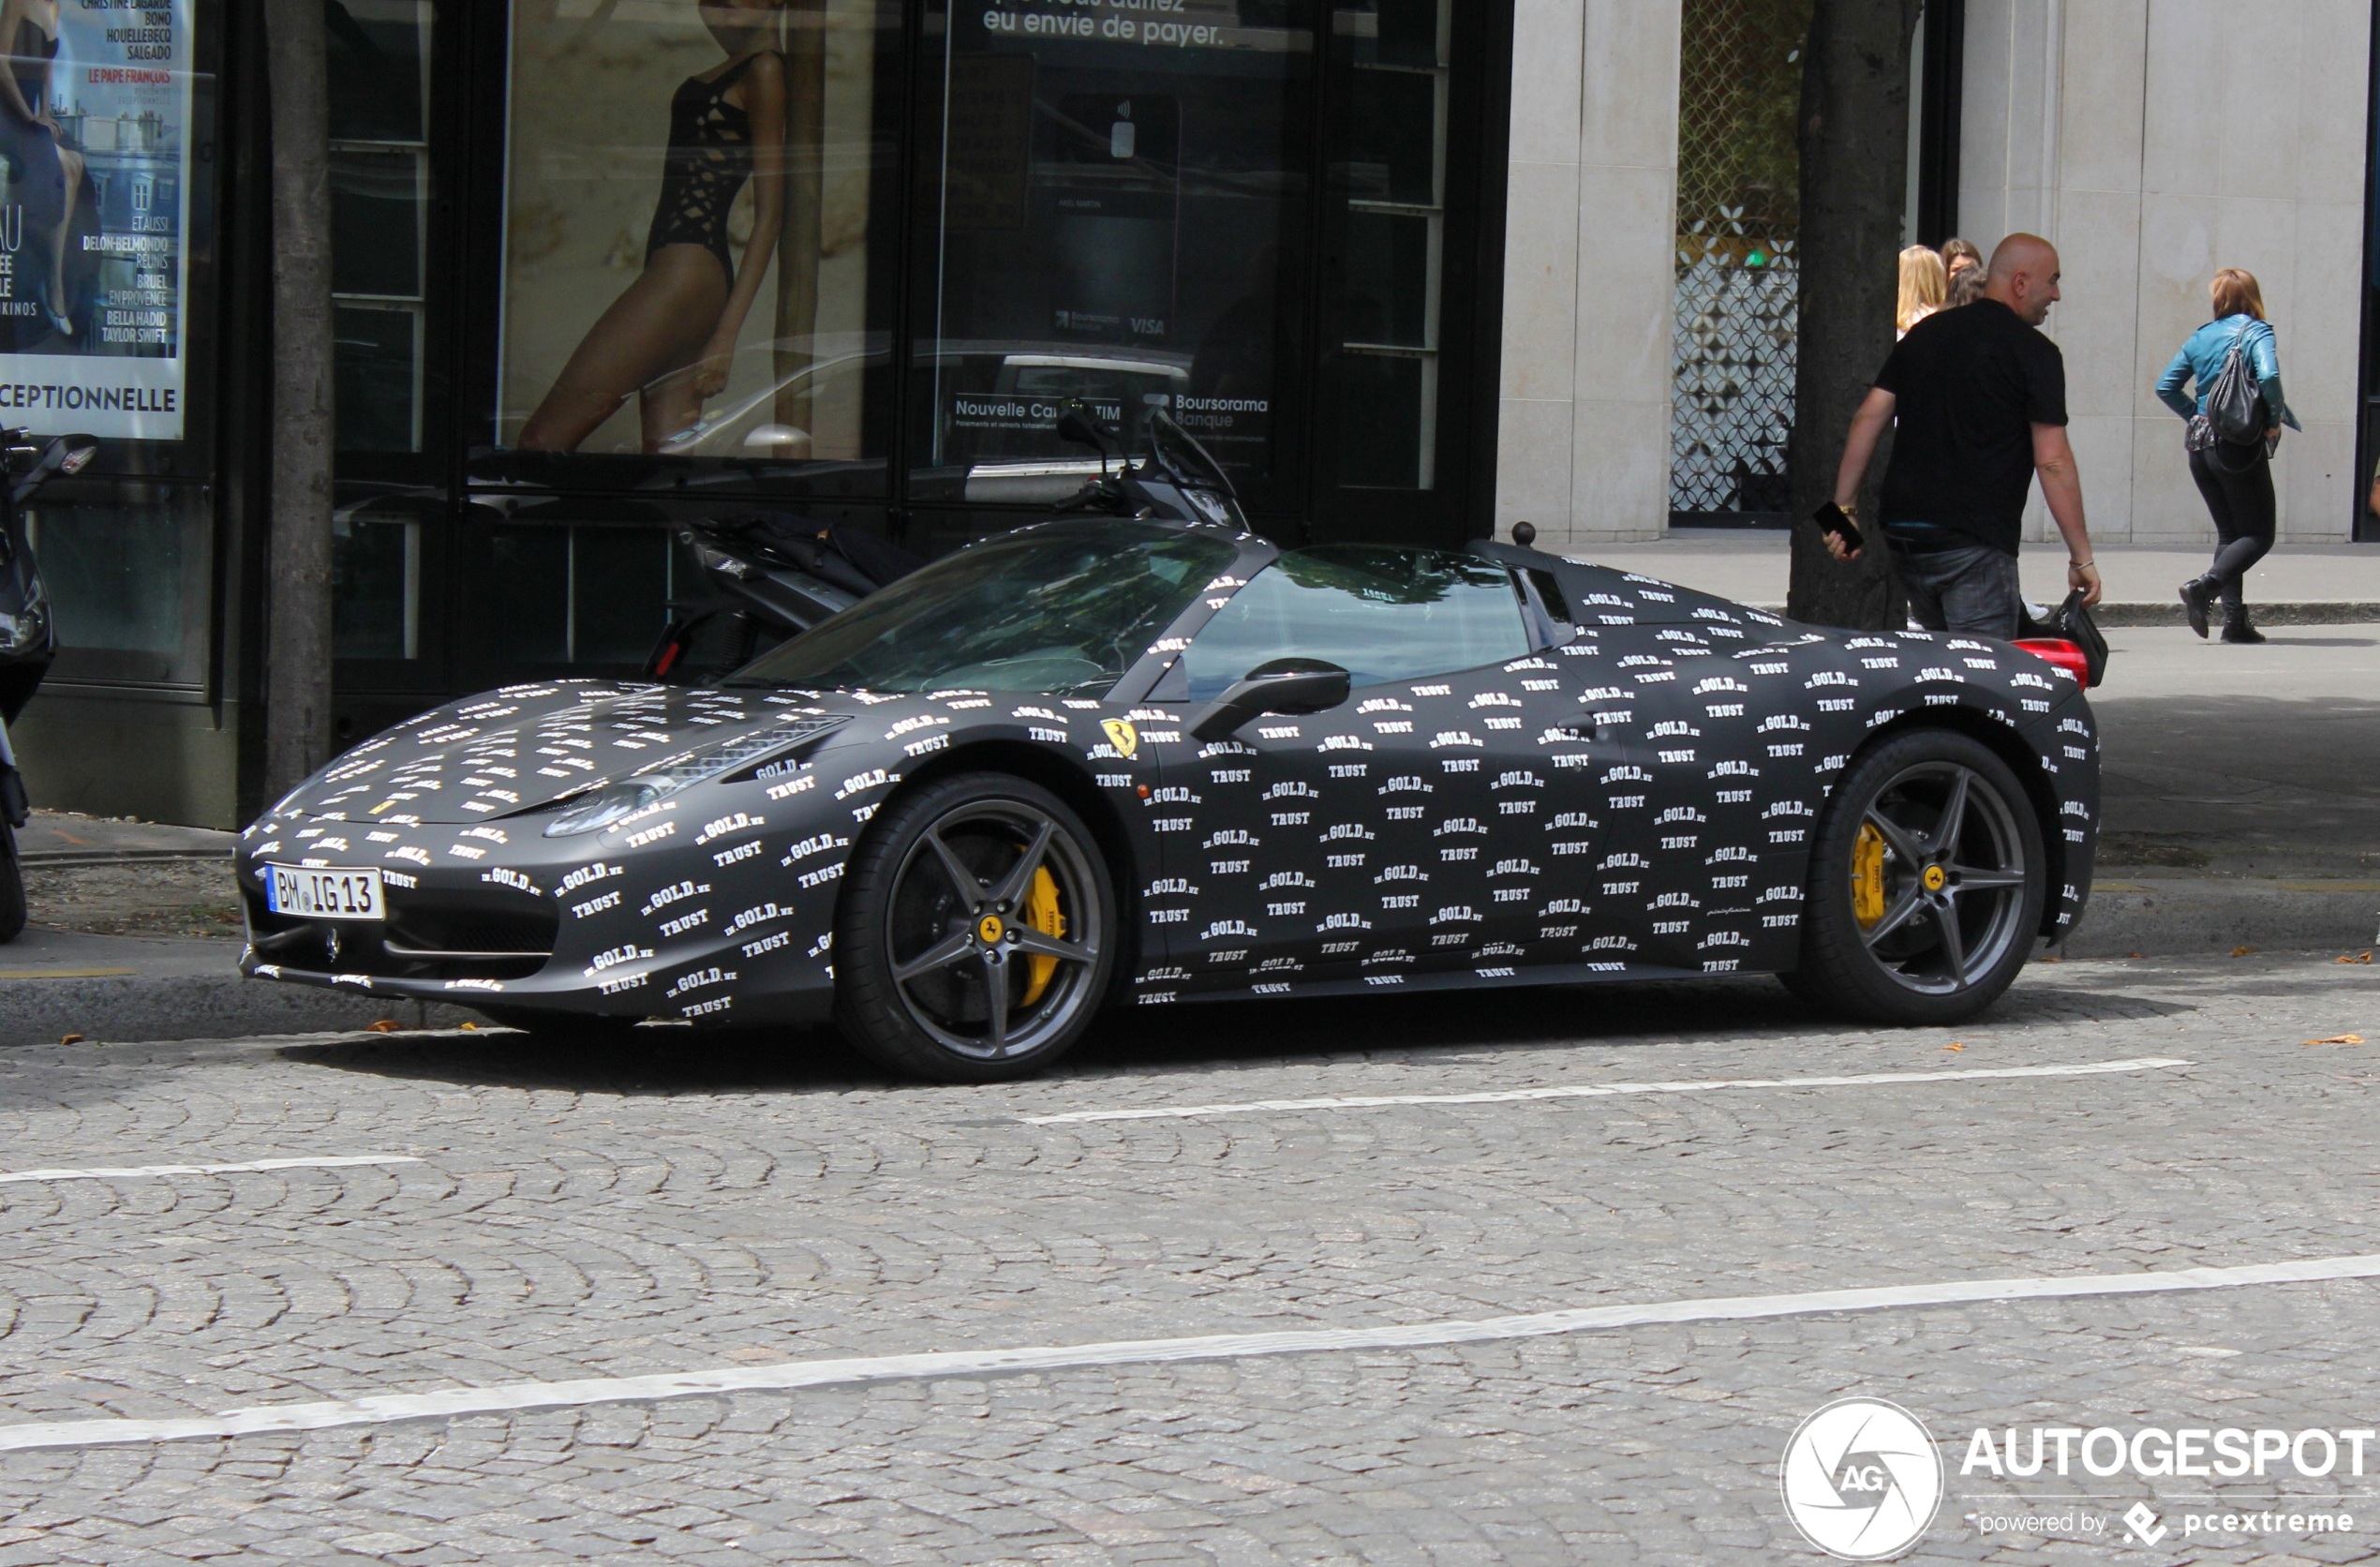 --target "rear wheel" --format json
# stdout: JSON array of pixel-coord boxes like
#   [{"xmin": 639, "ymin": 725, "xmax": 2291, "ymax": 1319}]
[
  {"xmin": 1788, "ymin": 728, "xmax": 2046, "ymax": 1025},
  {"xmin": 835, "ymin": 772, "xmax": 1115, "ymax": 1082}
]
